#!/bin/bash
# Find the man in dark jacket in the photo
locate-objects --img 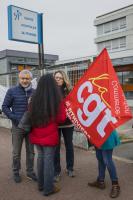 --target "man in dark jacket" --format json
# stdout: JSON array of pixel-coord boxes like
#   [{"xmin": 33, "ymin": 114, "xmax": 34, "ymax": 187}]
[{"xmin": 2, "ymin": 69, "xmax": 36, "ymax": 183}]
